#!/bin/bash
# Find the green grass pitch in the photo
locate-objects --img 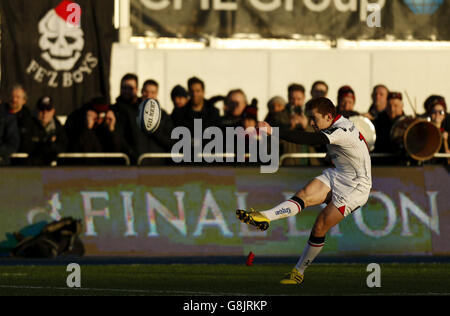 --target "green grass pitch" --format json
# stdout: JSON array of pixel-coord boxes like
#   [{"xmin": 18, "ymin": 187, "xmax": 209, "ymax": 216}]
[{"xmin": 0, "ymin": 263, "xmax": 449, "ymax": 296}]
